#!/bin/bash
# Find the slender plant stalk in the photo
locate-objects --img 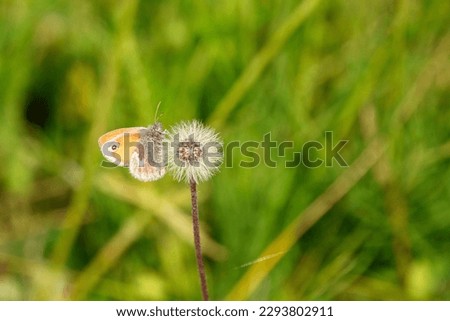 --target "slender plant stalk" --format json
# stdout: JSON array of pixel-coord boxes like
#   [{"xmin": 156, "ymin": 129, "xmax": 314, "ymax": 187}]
[{"xmin": 190, "ymin": 180, "xmax": 209, "ymax": 300}]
